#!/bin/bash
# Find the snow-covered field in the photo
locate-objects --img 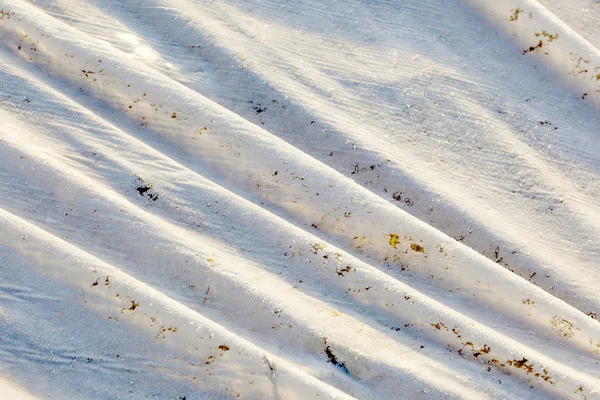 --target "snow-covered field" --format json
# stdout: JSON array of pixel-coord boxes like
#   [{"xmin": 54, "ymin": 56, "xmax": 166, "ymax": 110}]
[{"xmin": 0, "ymin": 0, "xmax": 599, "ymax": 398}]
